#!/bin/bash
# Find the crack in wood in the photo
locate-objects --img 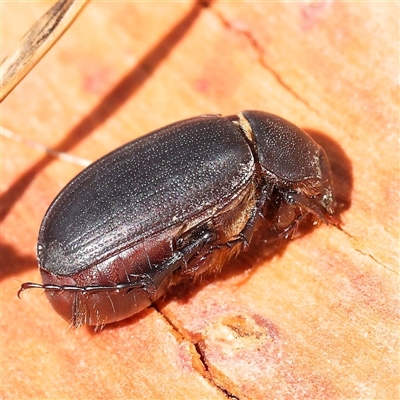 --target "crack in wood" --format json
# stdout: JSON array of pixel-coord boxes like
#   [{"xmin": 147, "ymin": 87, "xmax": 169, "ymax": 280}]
[
  {"xmin": 339, "ymin": 226, "xmax": 398, "ymax": 276},
  {"xmin": 154, "ymin": 303, "xmax": 238, "ymax": 399},
  {"xmin": 211, "ymin": 7, "xmax": 322, "ymax": 118}
]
